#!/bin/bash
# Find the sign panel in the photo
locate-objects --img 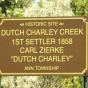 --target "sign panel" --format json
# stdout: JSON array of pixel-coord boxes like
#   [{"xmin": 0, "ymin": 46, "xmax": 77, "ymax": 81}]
[{"xmin": 0, "ymin": 17, "xmax": 88, "ymax": 75}]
